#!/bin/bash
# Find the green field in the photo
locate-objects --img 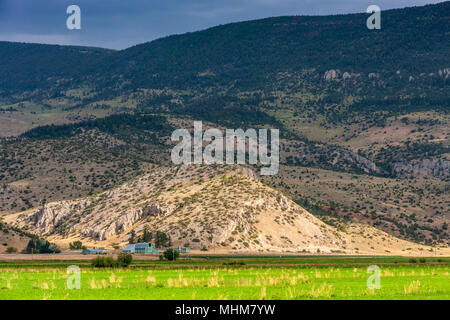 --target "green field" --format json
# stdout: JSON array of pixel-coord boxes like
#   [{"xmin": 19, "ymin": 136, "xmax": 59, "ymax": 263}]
[{"xmin": 0, "ymin": 257, "xmax": 448, "ymax": 300}]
